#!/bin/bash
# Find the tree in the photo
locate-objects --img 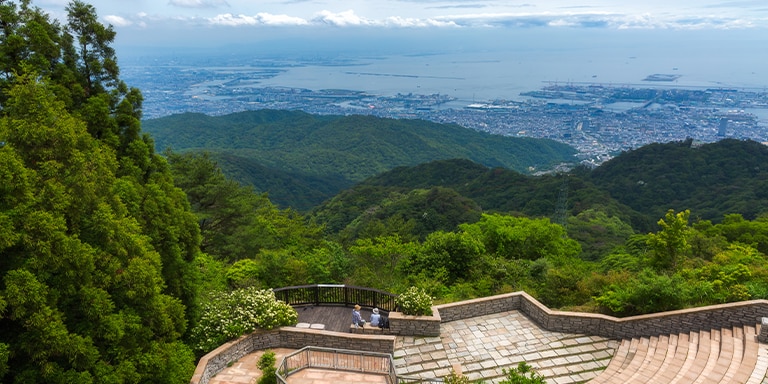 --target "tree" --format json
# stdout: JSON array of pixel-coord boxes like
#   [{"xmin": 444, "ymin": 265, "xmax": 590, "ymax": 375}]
[
  {"xmin": 64, "ymin": 0, "xmax": 118, "ymax": 97},
  {"xmin": 0, "ymin": 73, "xmax": 195, "ymax": 382},
  {"xmin": 567, "ymin": 208, "xmax": 635, "ymax": 261},
  {"xmin": 349, "ymin": 234, "xmax": 417, "ymax": 289},
  {"xmin": 647, "ymin": 209, "xmax": 692, "ymax": 271},
  {"xmin": 166, "ymin": 151, "xmax": 322, "ymax": 262},
  {"xmin": 462, "ymin": 213, "xmax": 581, "ymax": 261}
]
